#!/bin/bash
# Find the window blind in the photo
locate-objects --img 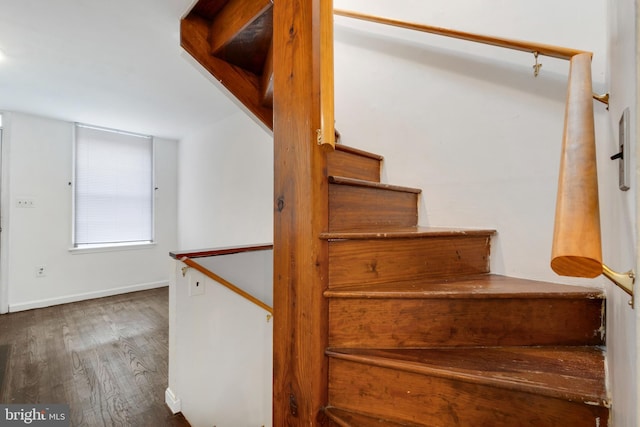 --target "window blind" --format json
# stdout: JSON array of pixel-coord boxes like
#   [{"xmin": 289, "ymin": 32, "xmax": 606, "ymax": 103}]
[{"xmin": 74, "ymin": 125, "xmax": 153, "ymax": 247}]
